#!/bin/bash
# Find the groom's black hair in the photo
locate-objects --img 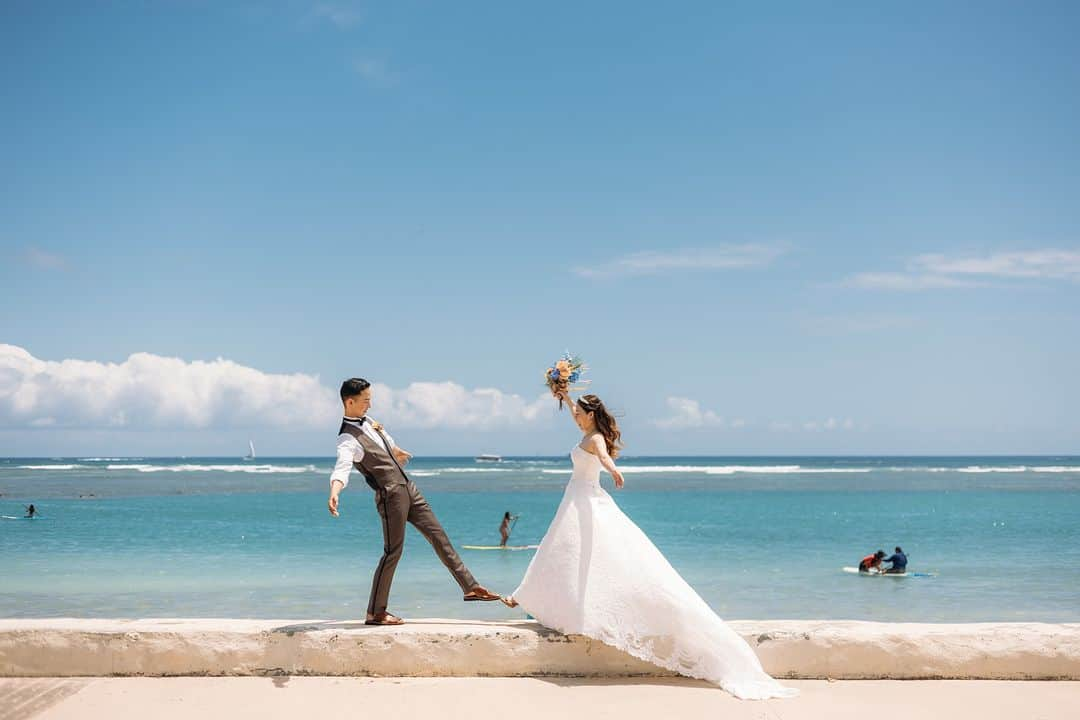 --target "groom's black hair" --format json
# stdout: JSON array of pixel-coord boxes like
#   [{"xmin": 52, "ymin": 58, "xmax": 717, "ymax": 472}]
[{"xmin": 340, "ymin": 378, "xmax": 371, "ymax": 401}]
